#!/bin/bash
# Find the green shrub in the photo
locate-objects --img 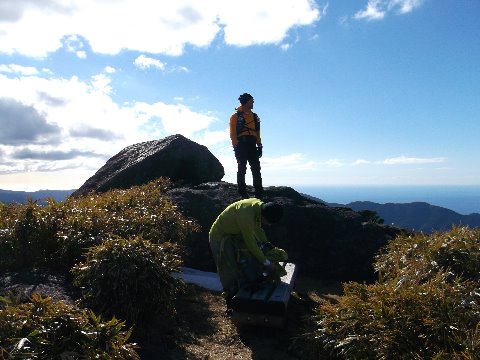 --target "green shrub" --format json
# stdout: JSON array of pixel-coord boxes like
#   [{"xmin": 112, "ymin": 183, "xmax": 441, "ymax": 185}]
[
  {"xmin": 0, "ymin": 293, "xmax": 138, "ymax": 359},
  {"xmin": 0, "ymin": 202, "xmax": 17, "ymax": 269},
  {"xmin": 305, "ymin": 227, "xmax": 480, "ymax": 359},
  {"xmin": 0, "ymin": 200, "xmax": 62, "ymax": 270},
  {"xmin": 375, "ymin": 226, "xmax": 480, "ymax": 284},
  {"xmin": 57, "ymin": 178, "xmax": 199, "ymax": 269},
  {"xmin": 71, "ymin": 235, "xmax": 184, "ymax": 327},
  {"xmin": 0, "ymin": 178, "xmax": 199, "ymax": 271}
]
